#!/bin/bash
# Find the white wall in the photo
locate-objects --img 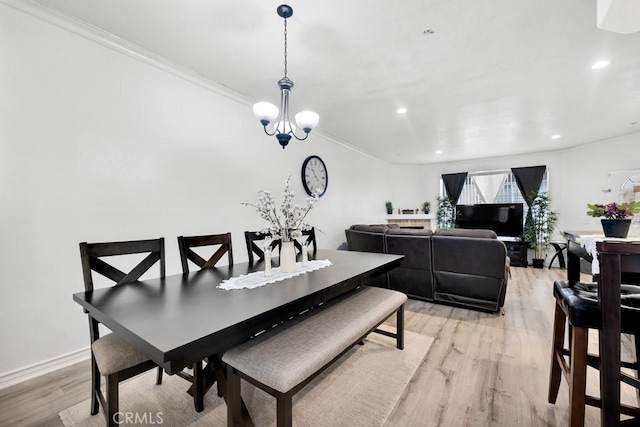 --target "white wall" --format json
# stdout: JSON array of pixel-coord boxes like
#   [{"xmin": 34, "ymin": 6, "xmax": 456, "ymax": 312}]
[{"xmin": 0, "ymin": 3, "xmax": 419, "ymax": 374}]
